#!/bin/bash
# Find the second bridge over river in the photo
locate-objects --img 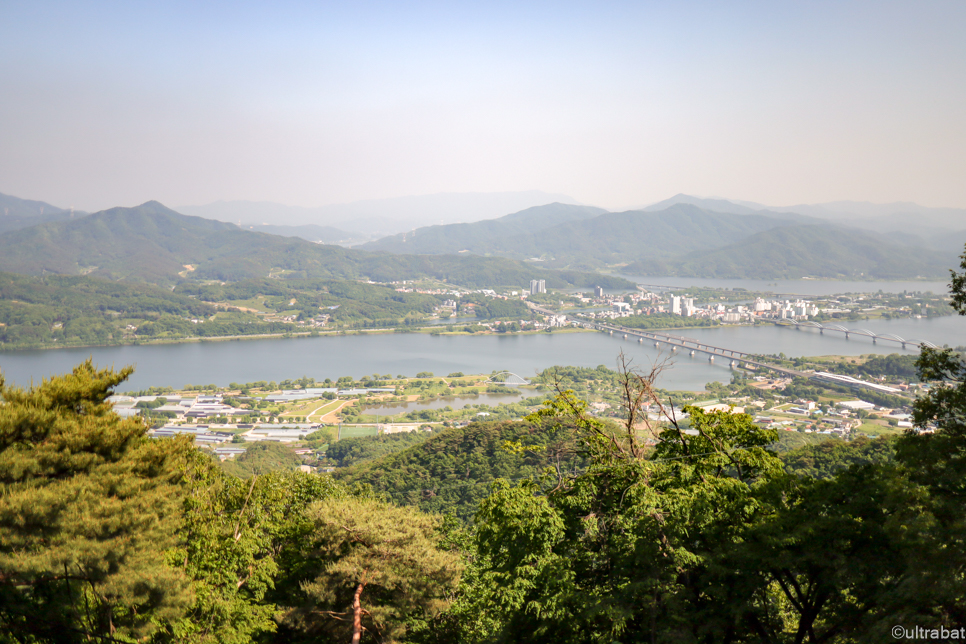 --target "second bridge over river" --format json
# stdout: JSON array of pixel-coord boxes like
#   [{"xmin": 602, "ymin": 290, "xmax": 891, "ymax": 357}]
[
  {"xmin": 527, "ymin": 303, "xmax": 917, "ymax": 393},
  {"xmin": 588, "ymin": 321, "xmax": 808, "ymax": 378},
  {"xmin": 525, "ymin": 303, "xmax": 807, "ymax": 378}
]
